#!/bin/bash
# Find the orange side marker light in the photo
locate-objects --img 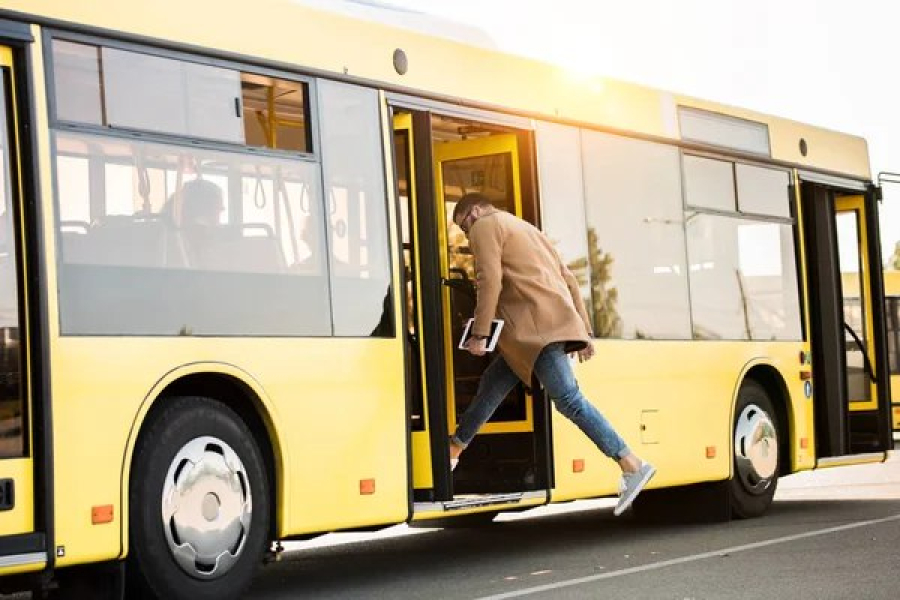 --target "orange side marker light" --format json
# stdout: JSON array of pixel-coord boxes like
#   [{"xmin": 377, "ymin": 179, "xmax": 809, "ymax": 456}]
[
  {"xmin": 92, "ymin": 504, "xmax": 114, "ymax": 525},
  {"xmin": 705, "ymin": 446, "xmax": 716, "ymax": 459},
  {"xmin": 360, "ymin": 479, "xmax": 376, "ymax": 495},
  {"xmin": 572, "ymin": 459, "xmax": 585, "ymax": 473}
]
